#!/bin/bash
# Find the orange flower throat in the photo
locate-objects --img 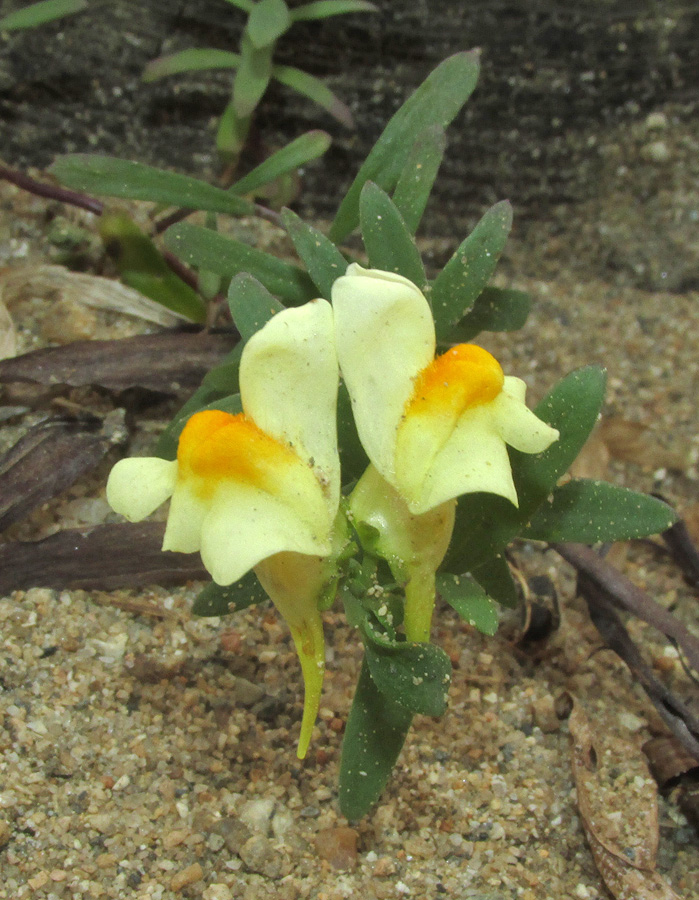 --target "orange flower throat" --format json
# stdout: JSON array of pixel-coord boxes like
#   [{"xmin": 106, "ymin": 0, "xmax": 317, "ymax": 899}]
[
  {"xmin": 177, "ymin": 409, "xmax": 296, "ymax": 495},
  {"xmin": 405, "ymin": 344, "xmax": 504, "ymax": 420}
]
